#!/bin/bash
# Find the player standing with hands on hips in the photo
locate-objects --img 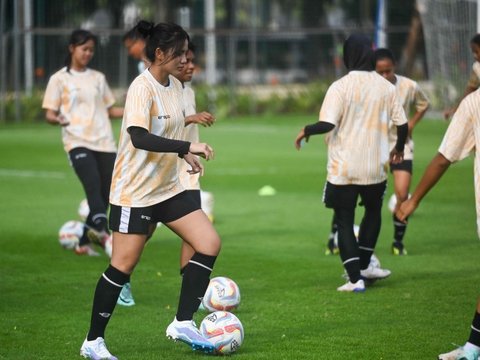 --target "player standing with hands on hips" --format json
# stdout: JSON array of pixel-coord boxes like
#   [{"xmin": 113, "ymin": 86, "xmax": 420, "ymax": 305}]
[
  {"xmin": 80, "ymin": 21, "xmax": 220, "ymax": 359},
  {"xmin": 42, "ymin": 30, "xmax": 123, "ymax": 256},
  {"xmin": 396, "ymin": 90, "xmax": 480, "ymax": 360},
  {"xmin": 295, "ymin": 34, "xmax": 408, "ymax": 292}
]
